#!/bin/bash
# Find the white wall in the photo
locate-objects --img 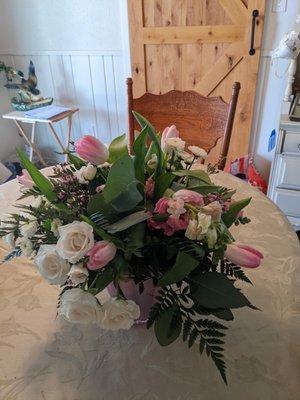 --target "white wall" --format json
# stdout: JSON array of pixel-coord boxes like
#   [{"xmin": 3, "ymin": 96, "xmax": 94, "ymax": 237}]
[
  {"xmin": 0, "ymin": 0, "xmax": 130, "ymax": 163},
  {"xmin": 251, "ymin": 0, "xmax": 300, "ymax": 181}
]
